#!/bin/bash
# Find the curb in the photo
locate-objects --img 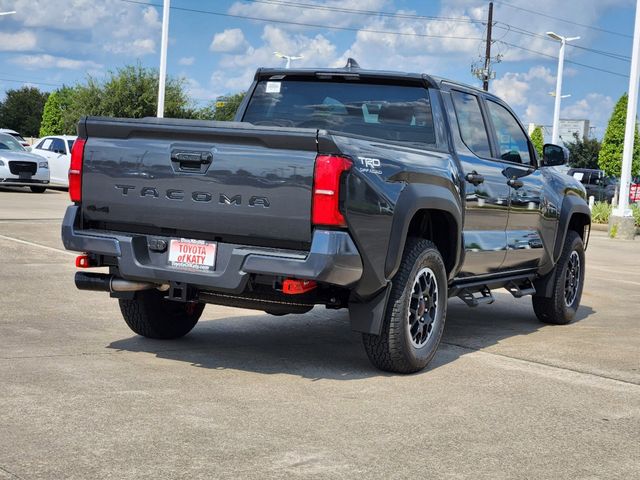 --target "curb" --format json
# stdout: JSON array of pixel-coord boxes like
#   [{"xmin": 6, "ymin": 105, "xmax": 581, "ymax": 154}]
[{"xmin": 591, "ymin": 222, "xmax": 640, "ymax": 234}]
